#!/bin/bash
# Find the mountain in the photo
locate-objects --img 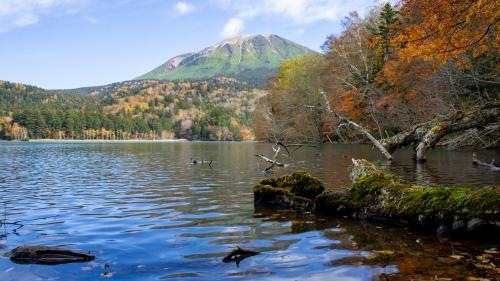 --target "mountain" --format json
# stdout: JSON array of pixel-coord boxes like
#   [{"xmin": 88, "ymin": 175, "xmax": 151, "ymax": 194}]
[{"xmin": 135, "ymin": 34, "xmax": 314, "ymax": 84}]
